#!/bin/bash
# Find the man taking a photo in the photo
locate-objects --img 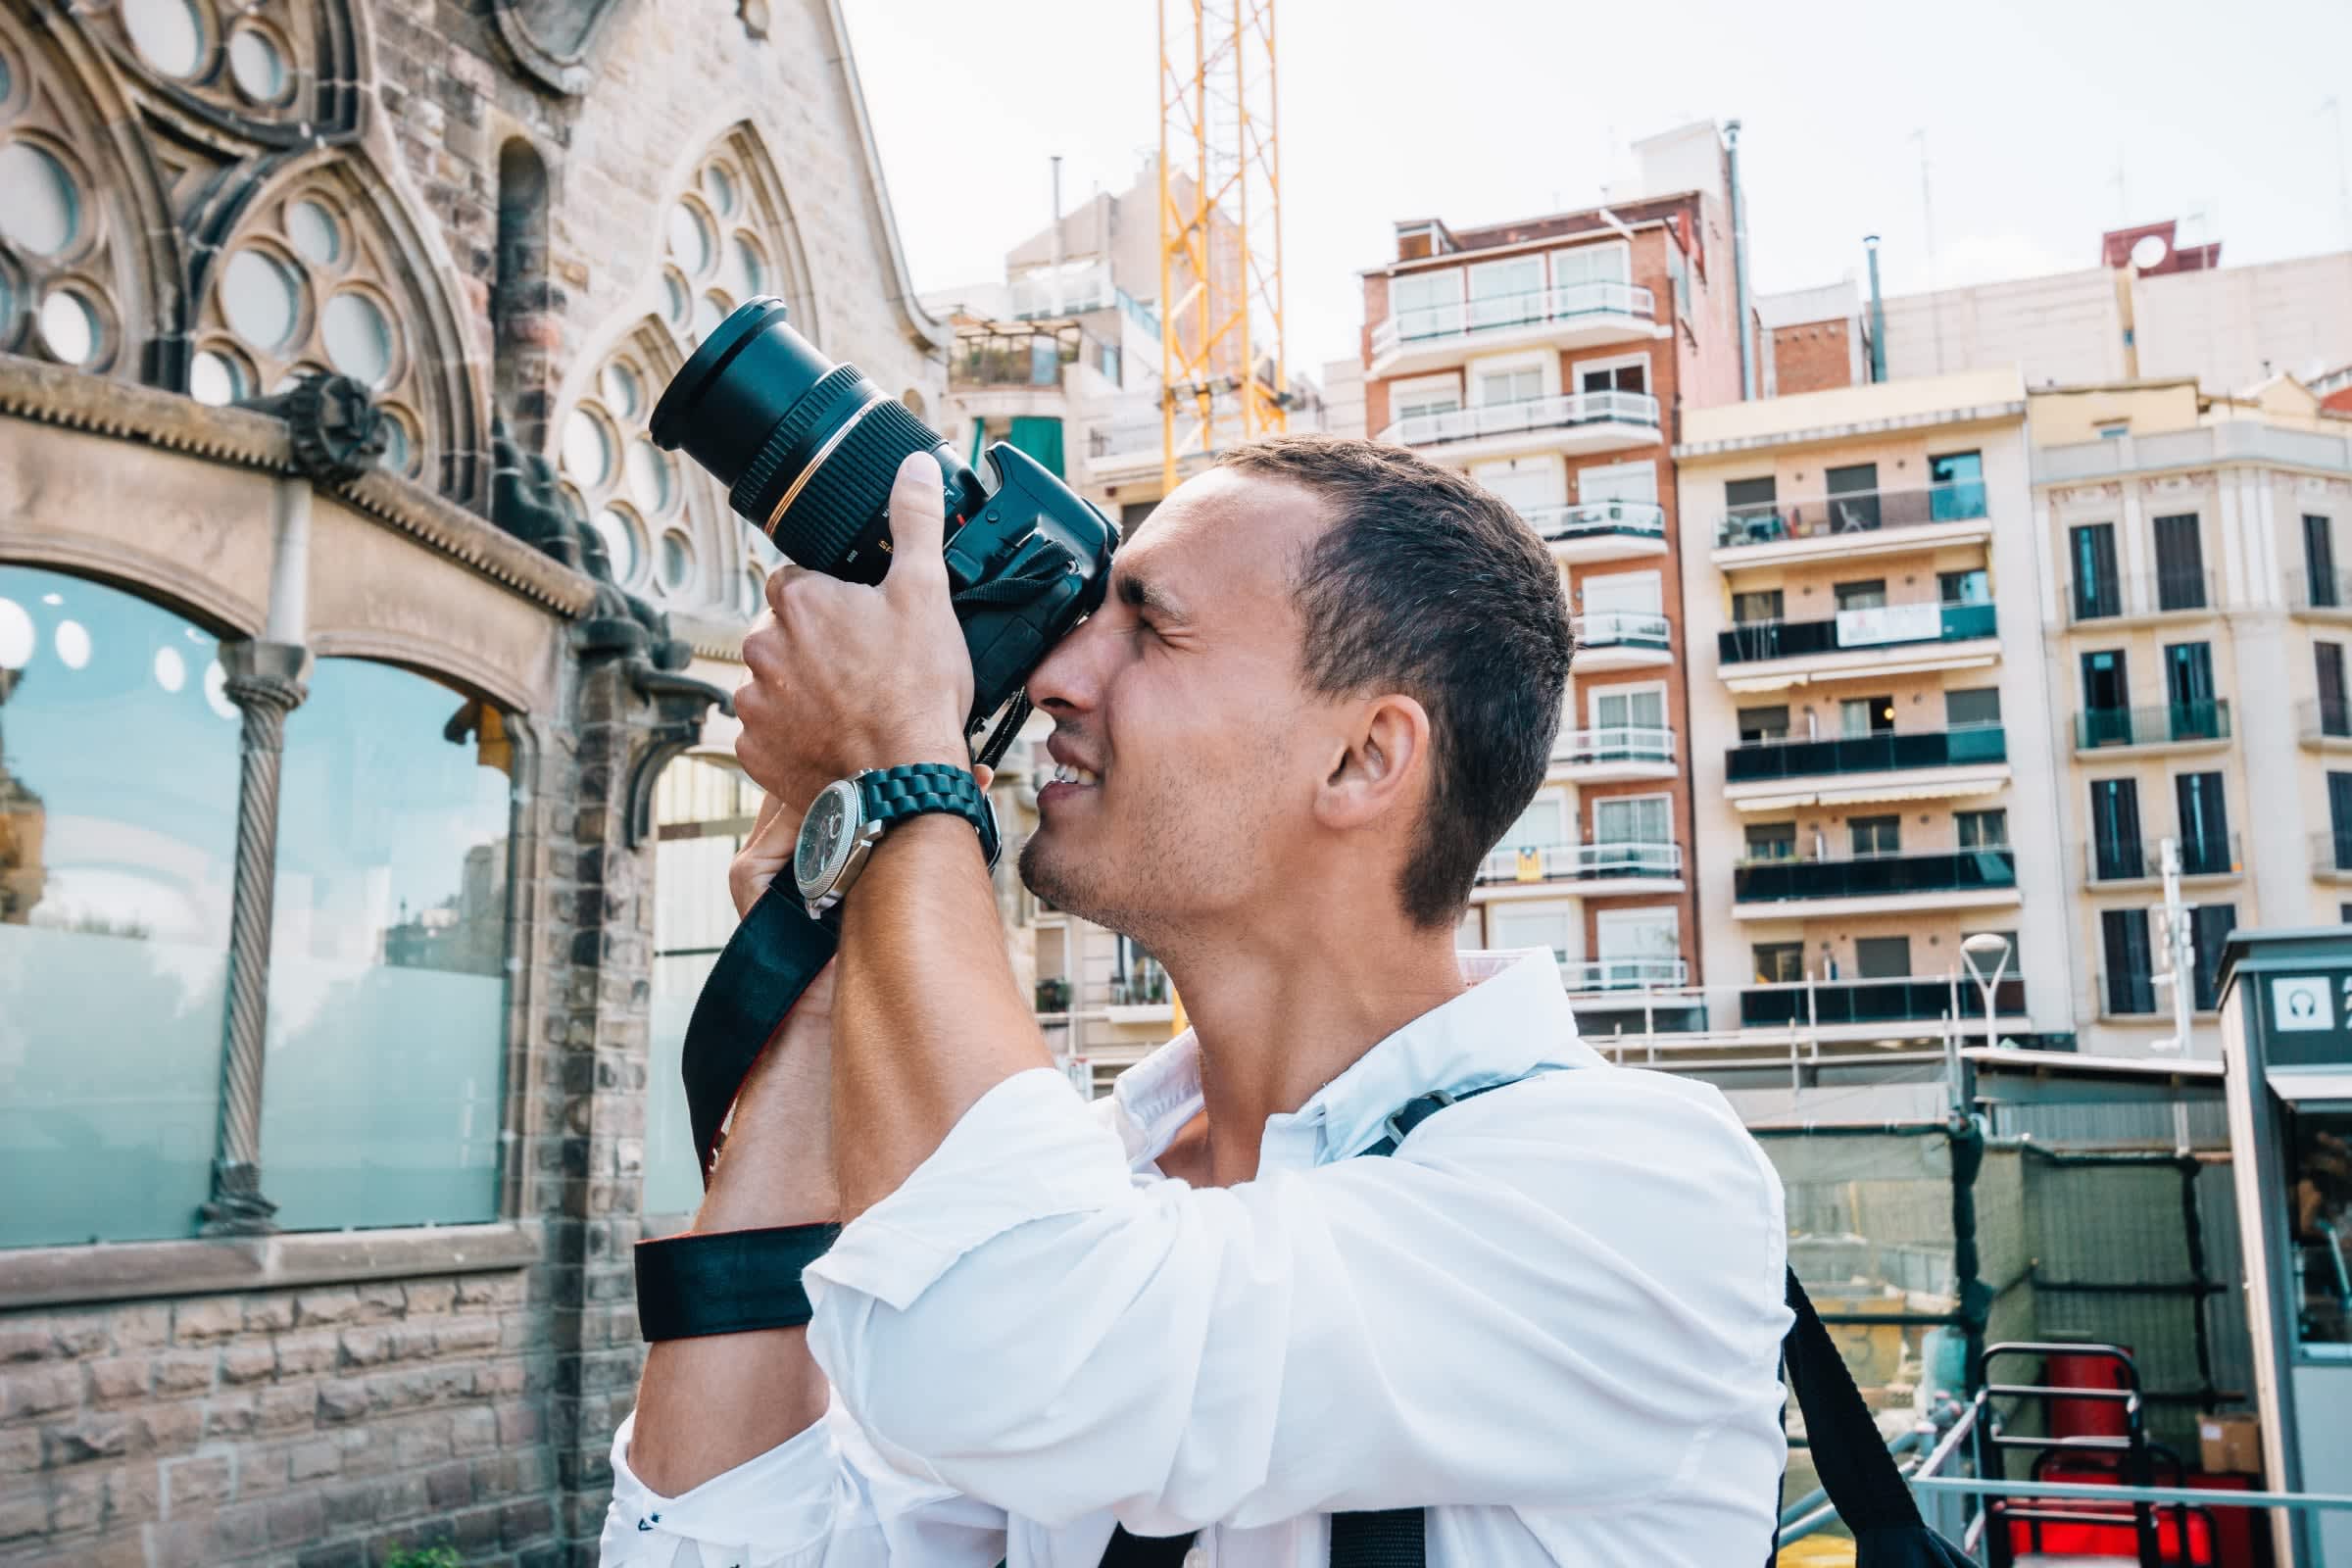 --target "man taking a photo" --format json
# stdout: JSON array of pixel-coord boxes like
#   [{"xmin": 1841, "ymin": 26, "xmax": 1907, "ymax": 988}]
[{"xmin": 604, "ymin": 435, "xmax": 1791, "ymax": 1565}]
